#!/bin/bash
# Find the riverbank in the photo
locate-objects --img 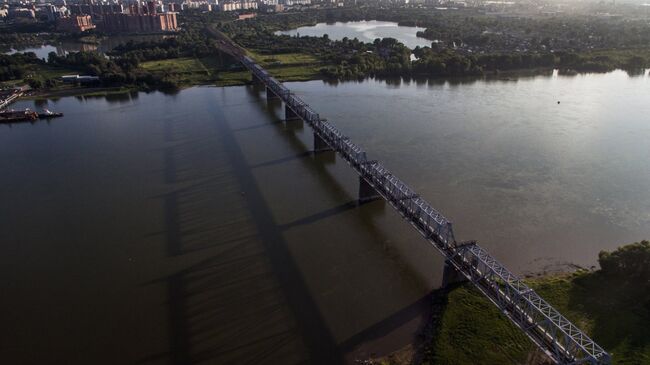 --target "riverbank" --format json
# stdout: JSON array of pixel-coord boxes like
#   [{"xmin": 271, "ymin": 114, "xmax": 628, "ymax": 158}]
[
  {"xmin": 7, "ymin": 21, "xmax": 647, "ymax": 97},
  {"xmin": 21, "ymin": 86, "xmax": 138, "ymax": 99},
  {"xmin": 18, "ymin": 55, "xmax": 645, "ymax": 105},
  {"xmin": 216, "ymin": 44, "xmax": 648, "ymax": 87},
  {"xmin": 368, "ymin": 247, "xmax": 650, "ymax": 365},
  {"xmin": 216, "ymin": 9, "xmax": 650, "ymax": 80}
]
